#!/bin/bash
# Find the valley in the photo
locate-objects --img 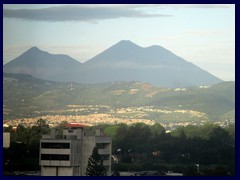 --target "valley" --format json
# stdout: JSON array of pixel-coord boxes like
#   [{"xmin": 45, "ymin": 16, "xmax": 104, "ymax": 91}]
[{"xmin": 3, "ymin": 73, "xmax": 235, "ymax": 129}]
